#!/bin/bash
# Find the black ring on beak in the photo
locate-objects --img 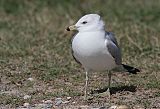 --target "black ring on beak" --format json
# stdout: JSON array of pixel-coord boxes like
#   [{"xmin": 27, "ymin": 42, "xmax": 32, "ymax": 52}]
[{"xmin": 66, "ymin": 27, "xmax": 70, "ymax": 31}]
